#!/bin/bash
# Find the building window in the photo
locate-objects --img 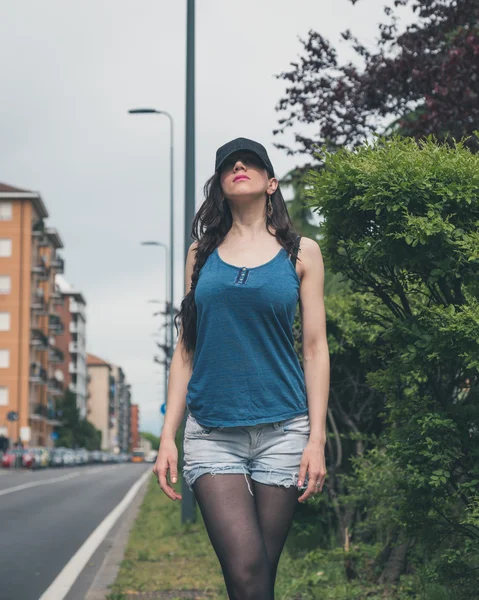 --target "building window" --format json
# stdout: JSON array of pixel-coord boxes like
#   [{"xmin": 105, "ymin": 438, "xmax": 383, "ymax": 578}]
[
  {"xmin": 0, "ymin": 386, "xmax": 8, "ymax": 406},
  {"xmin": 0, "ymin": 350, "xmax": 10, "ymax": 368},
  {"xmin": 0, "ymin": 203, "xmax": 12, "ymax": 221},
  {"xmin": 0, "ymin": 313, "xmax": 10, "ymax": 331},
  {"xmin": 0, "ymin": 239, "xmax": 12, "ymax": 258},
  {"xmin": 0, "ymin": 276, "xmax": 11, "ymax": 294}
]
